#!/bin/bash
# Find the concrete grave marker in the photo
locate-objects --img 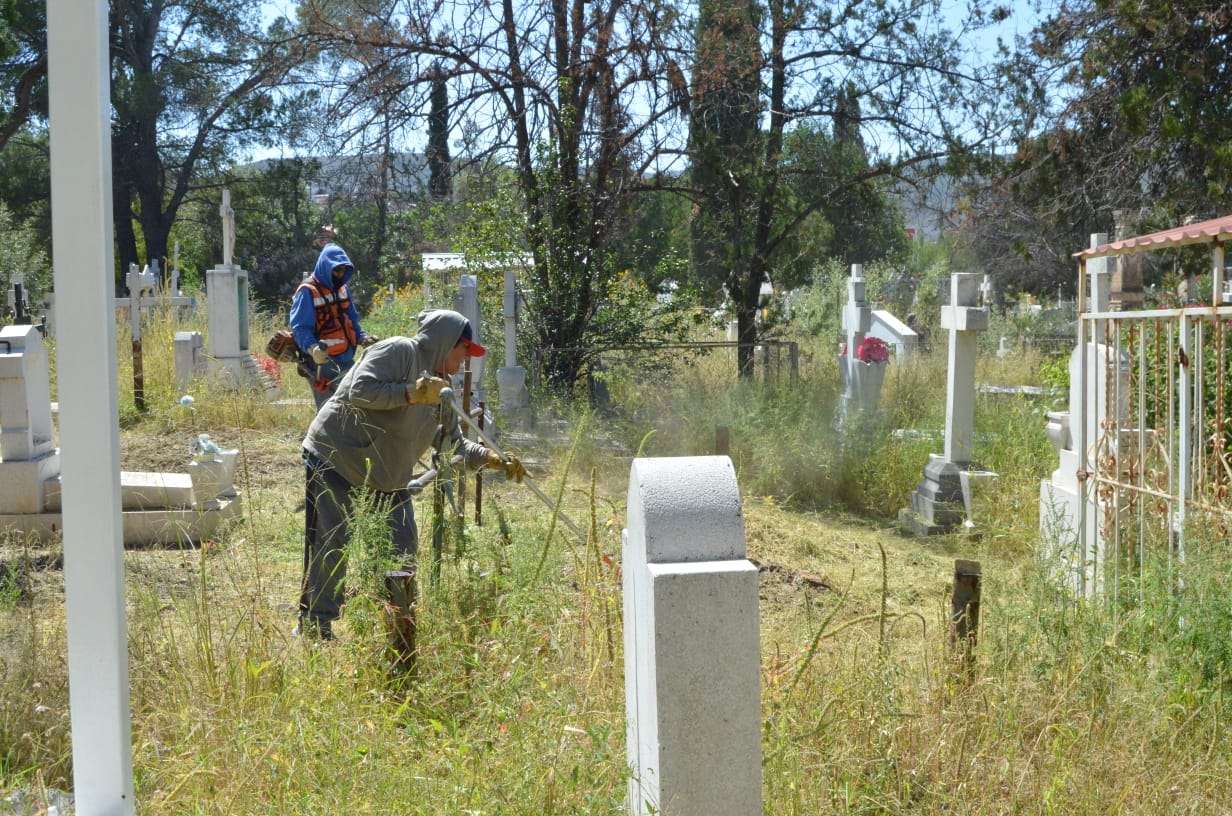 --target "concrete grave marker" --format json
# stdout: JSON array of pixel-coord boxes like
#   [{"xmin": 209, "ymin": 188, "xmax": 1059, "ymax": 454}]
[
  {"xmin": 174, "ymin": 330, "xmax": 205, "ymax": 389},
  {"xmin": 205, "ymin": 191, "xmax": 274, "ymax": 394},
  {"xmin": 496, "ymin": 265, "xmax": 529, "ymax": 411},
  {"xmin": 839, "ymin": 264, "xmax": 886, "ymax": 420},
  {"xmin": 453, "ymin": 273, "xmax": 485, "ymax": 399},
  {"xmin": 0, "ymin": 325, "xmax": 60, "ymax": 515},
  {"xmin": 623, "ymin": 456, "xmax": 761, "ymax": 816},
  {"xmin": 899, "ymin": 272, "xmax": 994, "ymax": 536},
  {"xmin": 1039, "ymin": 234, "xmax": 1135, "ymax": 596}
]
